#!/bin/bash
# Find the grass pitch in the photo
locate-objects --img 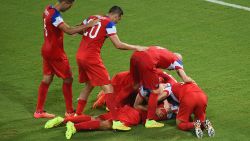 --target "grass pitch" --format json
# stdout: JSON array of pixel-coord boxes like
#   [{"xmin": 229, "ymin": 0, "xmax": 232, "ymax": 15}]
[{"xmin": 0, "ymin": 0, "xmax": 250, "ymax": 141}]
